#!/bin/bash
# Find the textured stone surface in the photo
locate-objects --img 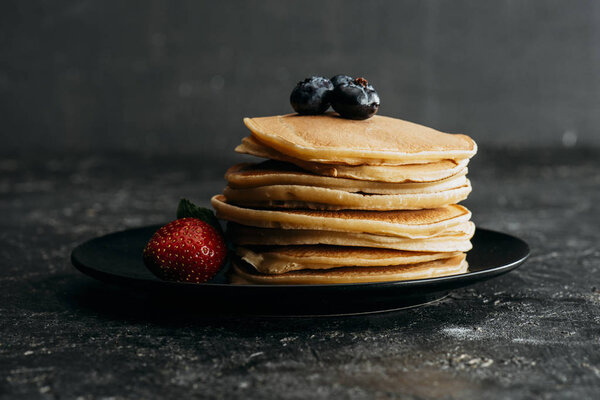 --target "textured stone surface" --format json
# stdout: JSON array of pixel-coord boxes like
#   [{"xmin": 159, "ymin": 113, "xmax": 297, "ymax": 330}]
[{"xmin": 1, "ymin": 147, "xmax": 599, "ymax": 399}]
